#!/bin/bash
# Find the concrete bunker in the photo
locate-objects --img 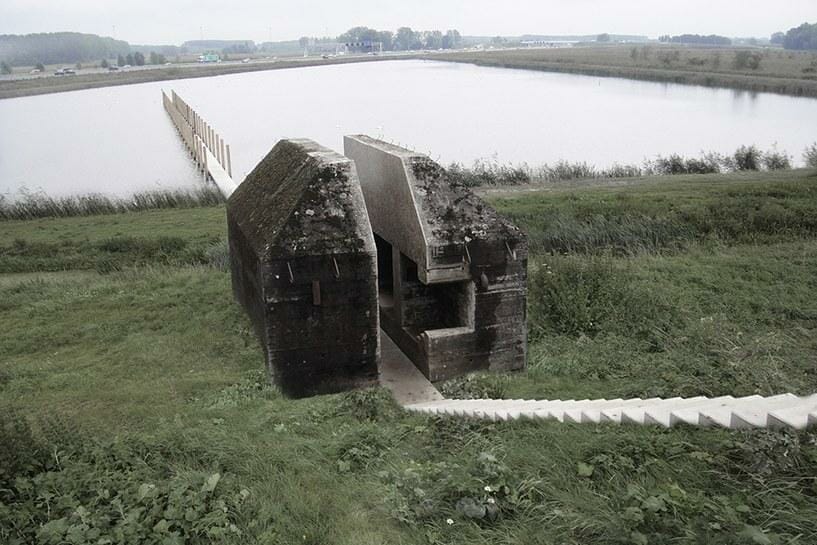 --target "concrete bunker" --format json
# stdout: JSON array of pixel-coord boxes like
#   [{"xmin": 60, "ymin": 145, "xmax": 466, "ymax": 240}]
[
  {"xmin": 345, "ymin": 135, "xmax": 528, "ymax": 382},
  {"xmin": 227, "ymin": 139, "xmax": 380, "ymax": 398}
]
